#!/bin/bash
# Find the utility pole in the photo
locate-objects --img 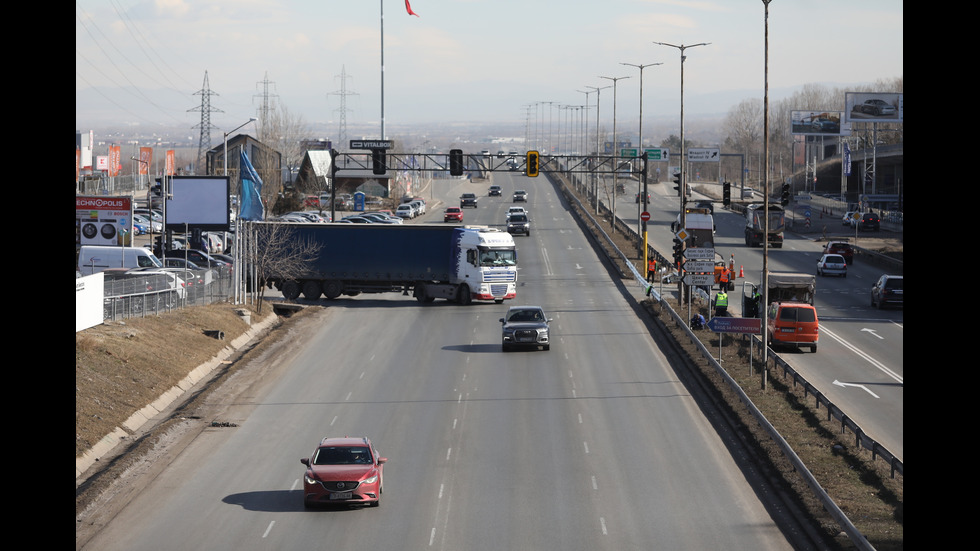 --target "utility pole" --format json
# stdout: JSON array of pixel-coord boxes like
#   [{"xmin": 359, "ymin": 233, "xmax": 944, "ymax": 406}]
[{"xmin": 761, "ymin": 0, "xmax": 772, "ymax": 389}]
